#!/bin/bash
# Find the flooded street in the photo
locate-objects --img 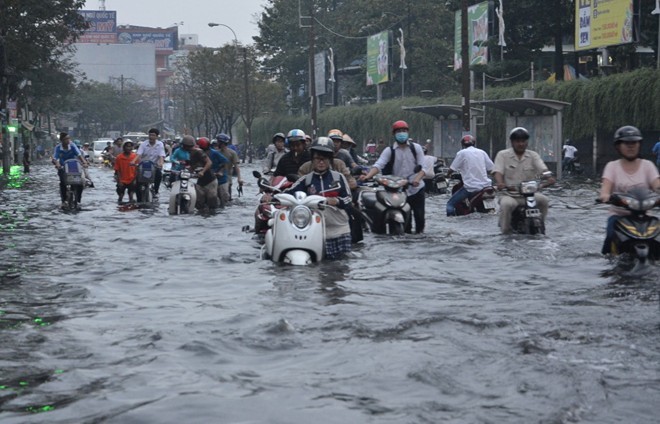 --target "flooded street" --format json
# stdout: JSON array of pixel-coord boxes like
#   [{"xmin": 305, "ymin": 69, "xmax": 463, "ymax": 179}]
[{"xmin": 1, "ymin": 163, "xmax": 658, "ymax": 424}]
